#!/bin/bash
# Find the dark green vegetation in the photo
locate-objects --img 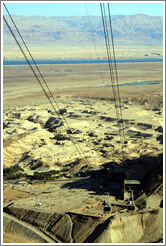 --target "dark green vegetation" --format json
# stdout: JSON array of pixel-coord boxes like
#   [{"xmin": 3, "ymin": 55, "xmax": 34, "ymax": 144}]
[
  {"xmin": 3, "ymin": 164, "xmax": 73, "ymax": 180},
  {"xmin": 33, "ymin": 170, "xmax": 60, "ymax": 180},
  {"xmin": 33, "ymin": 170, "xmax": 73, "ymax": 180},
  {"xmin": 4, "ymin": 14, "xmax": 163, "ymax": 46},
  {"xmin": 3, "ymin": 164, "xmax": 27, "ymax": 179}
]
